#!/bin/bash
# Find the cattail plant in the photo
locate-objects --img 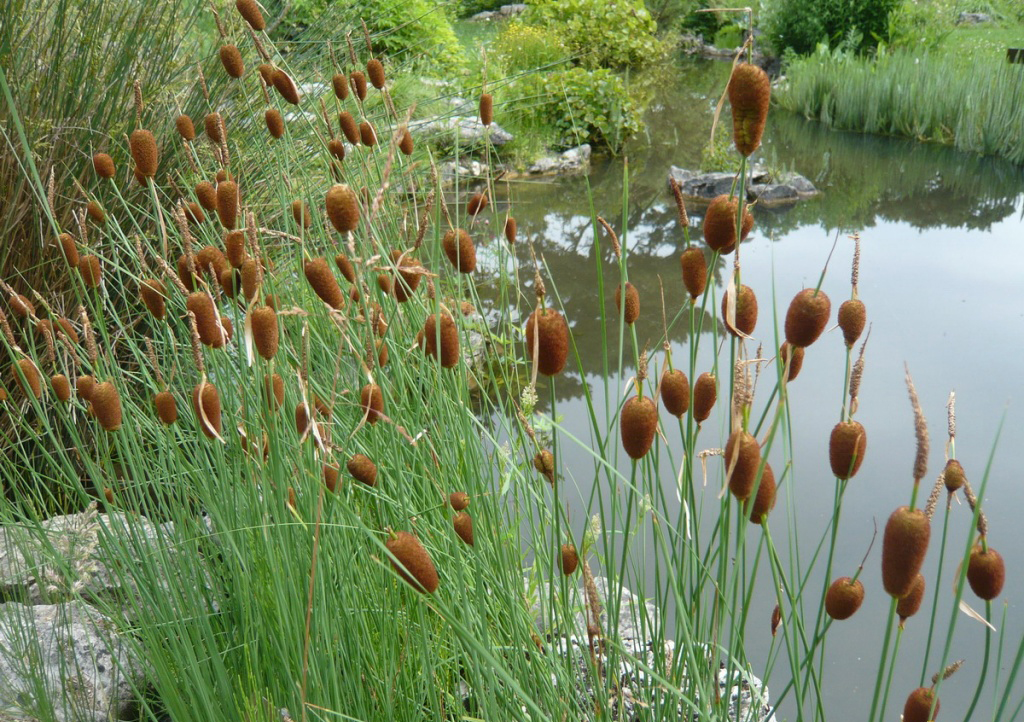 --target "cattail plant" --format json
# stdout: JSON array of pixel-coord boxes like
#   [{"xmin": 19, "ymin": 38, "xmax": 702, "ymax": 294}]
[
  {"xmin": 332, "ymin": 72, "xmax": 349, "ymax": 100},
  {"xmin": 359, "ymin": 121, "xmax": 377, "ymax": 147},
  {"xmin": 721, "ymin": 284, "xmax": 757, "ymax": 336},
  {"xmin": 272, "ymin": 68, "xmax": 300, "ymax": 105},
  {"xmin": 724, "ymin": 430, "xmax": 761, "ymax": 501},
  {"xmin": 785, "ymin": 288, "xmax": 831, "ymax": 347},
  {"xmin": 479, "ymin": 93, "xmax": 493, "ymax": 126},
  {"xmin": 192, "ymin": 381, "xmax": 223, "ymax": 439},
  {"xmin": 703, "ymin": 194, "xmax": 753, "ymax": 254},
  {"xmin": 442, "ymin": 229, "xmax": 476, "ymax": 273},
  {"xmin": 216, "ymin": 180, "xmax": 238, "ymax": 230},
  {"xmin": 450, "ymin": 491, "xmax": 469, "ymax": 511},
  {"xmin": 175, "ymin": 114, "xmax": 196, "ymax": 141},
  {"xmin": 78, "ymin": 255, "xmax": 102, "ymax": 288},
  {"xmin": 778, "ymin": 342, "xmax": 804, "ymax": 382},
  {"xmin": 12, "ymin": 358, "xmax": 42, "ymax": 399},
  {"xmin": 93, "ymin": 153, "xmax": 115, "ymax": 179},
  {"xmin": 824, "ymin": 577, "xmax": 865, "ymax": 620},
  {"xmin": 339, "ymin": 111, "xmax": 360, "ymax": 145},
  {"xmin": 360, "ymin": 383, "xmax": 383, "ymax": 424},
  {"xmin": 154, "ymin": 390, "xmax": 177, "ymax": 425},
  {"xmin": 423, "ymin": 312, "xmax": 459, "ymax": 368},
  {"xmin": 692, "ymin": 371, "xmax": 716, "ymax": 423},
  {"xmin": 504, "ymin": 217, "xmax": 517, "ymax": 245},
  {"xmin": 679, "ymin": 247, "xmax": 706, "ymax": 300},
  {"xmin": 967, "ymin": 543, "xmax": 1005, "ymax": 600},
  {"xmin": 265, "ymin": 109, "xmax": 284, "ymax": 139},
  {"xmin": 349, "ymin": 70, "xmax": 367, "ymax": 101},
  {"xmin": 559, "ymin": 544, "xmax": 578, "ymax": 575},
  {"xmin": 92, "ymin": 381, "xmax": 123, "ymax": 431},
  {"xmin": 250, "ymin": 306, "xmax": 278, "ymax": 360},
  {"xmin": 129, "ymin": 129, "xmax": 158, "ymax": 178},
  {"xmin": 304, "ymin": 258, "xmax": 345, "ymax": 309},
  {"xmin": 140, "ymin": 279, "xmax": 167, "ymax": 320},
  {"xmin": 453, "ymin": 512, "xmax": 474, "ymax": 546},
  {"xmin": 326, "ymin": 184, "xmax": 359, "ymax": 234},
  {"xmin": 615, "ymin": 282, "xmax": 639, "ymax": 324},
  {"xmin": 366, "ymin": 58, "xmax": 385, "ymax": 89},
  {"xmin": 385, "ymin": 531, "xmax": 438, "ymax": 593},
  {"xmin": 219, "ymin": 44, "xmax": 244, "ymax": 78},
  {"xmin": 727, "ymin": 63, "xmax": 771, "ymax": 156},
  {"xmin": 58, "ymin": 233, "xmax": 79, "ymax": 267},
  {"xmin": 660, "ymin": 367, "xmax": 689, "ymax": 417}
]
